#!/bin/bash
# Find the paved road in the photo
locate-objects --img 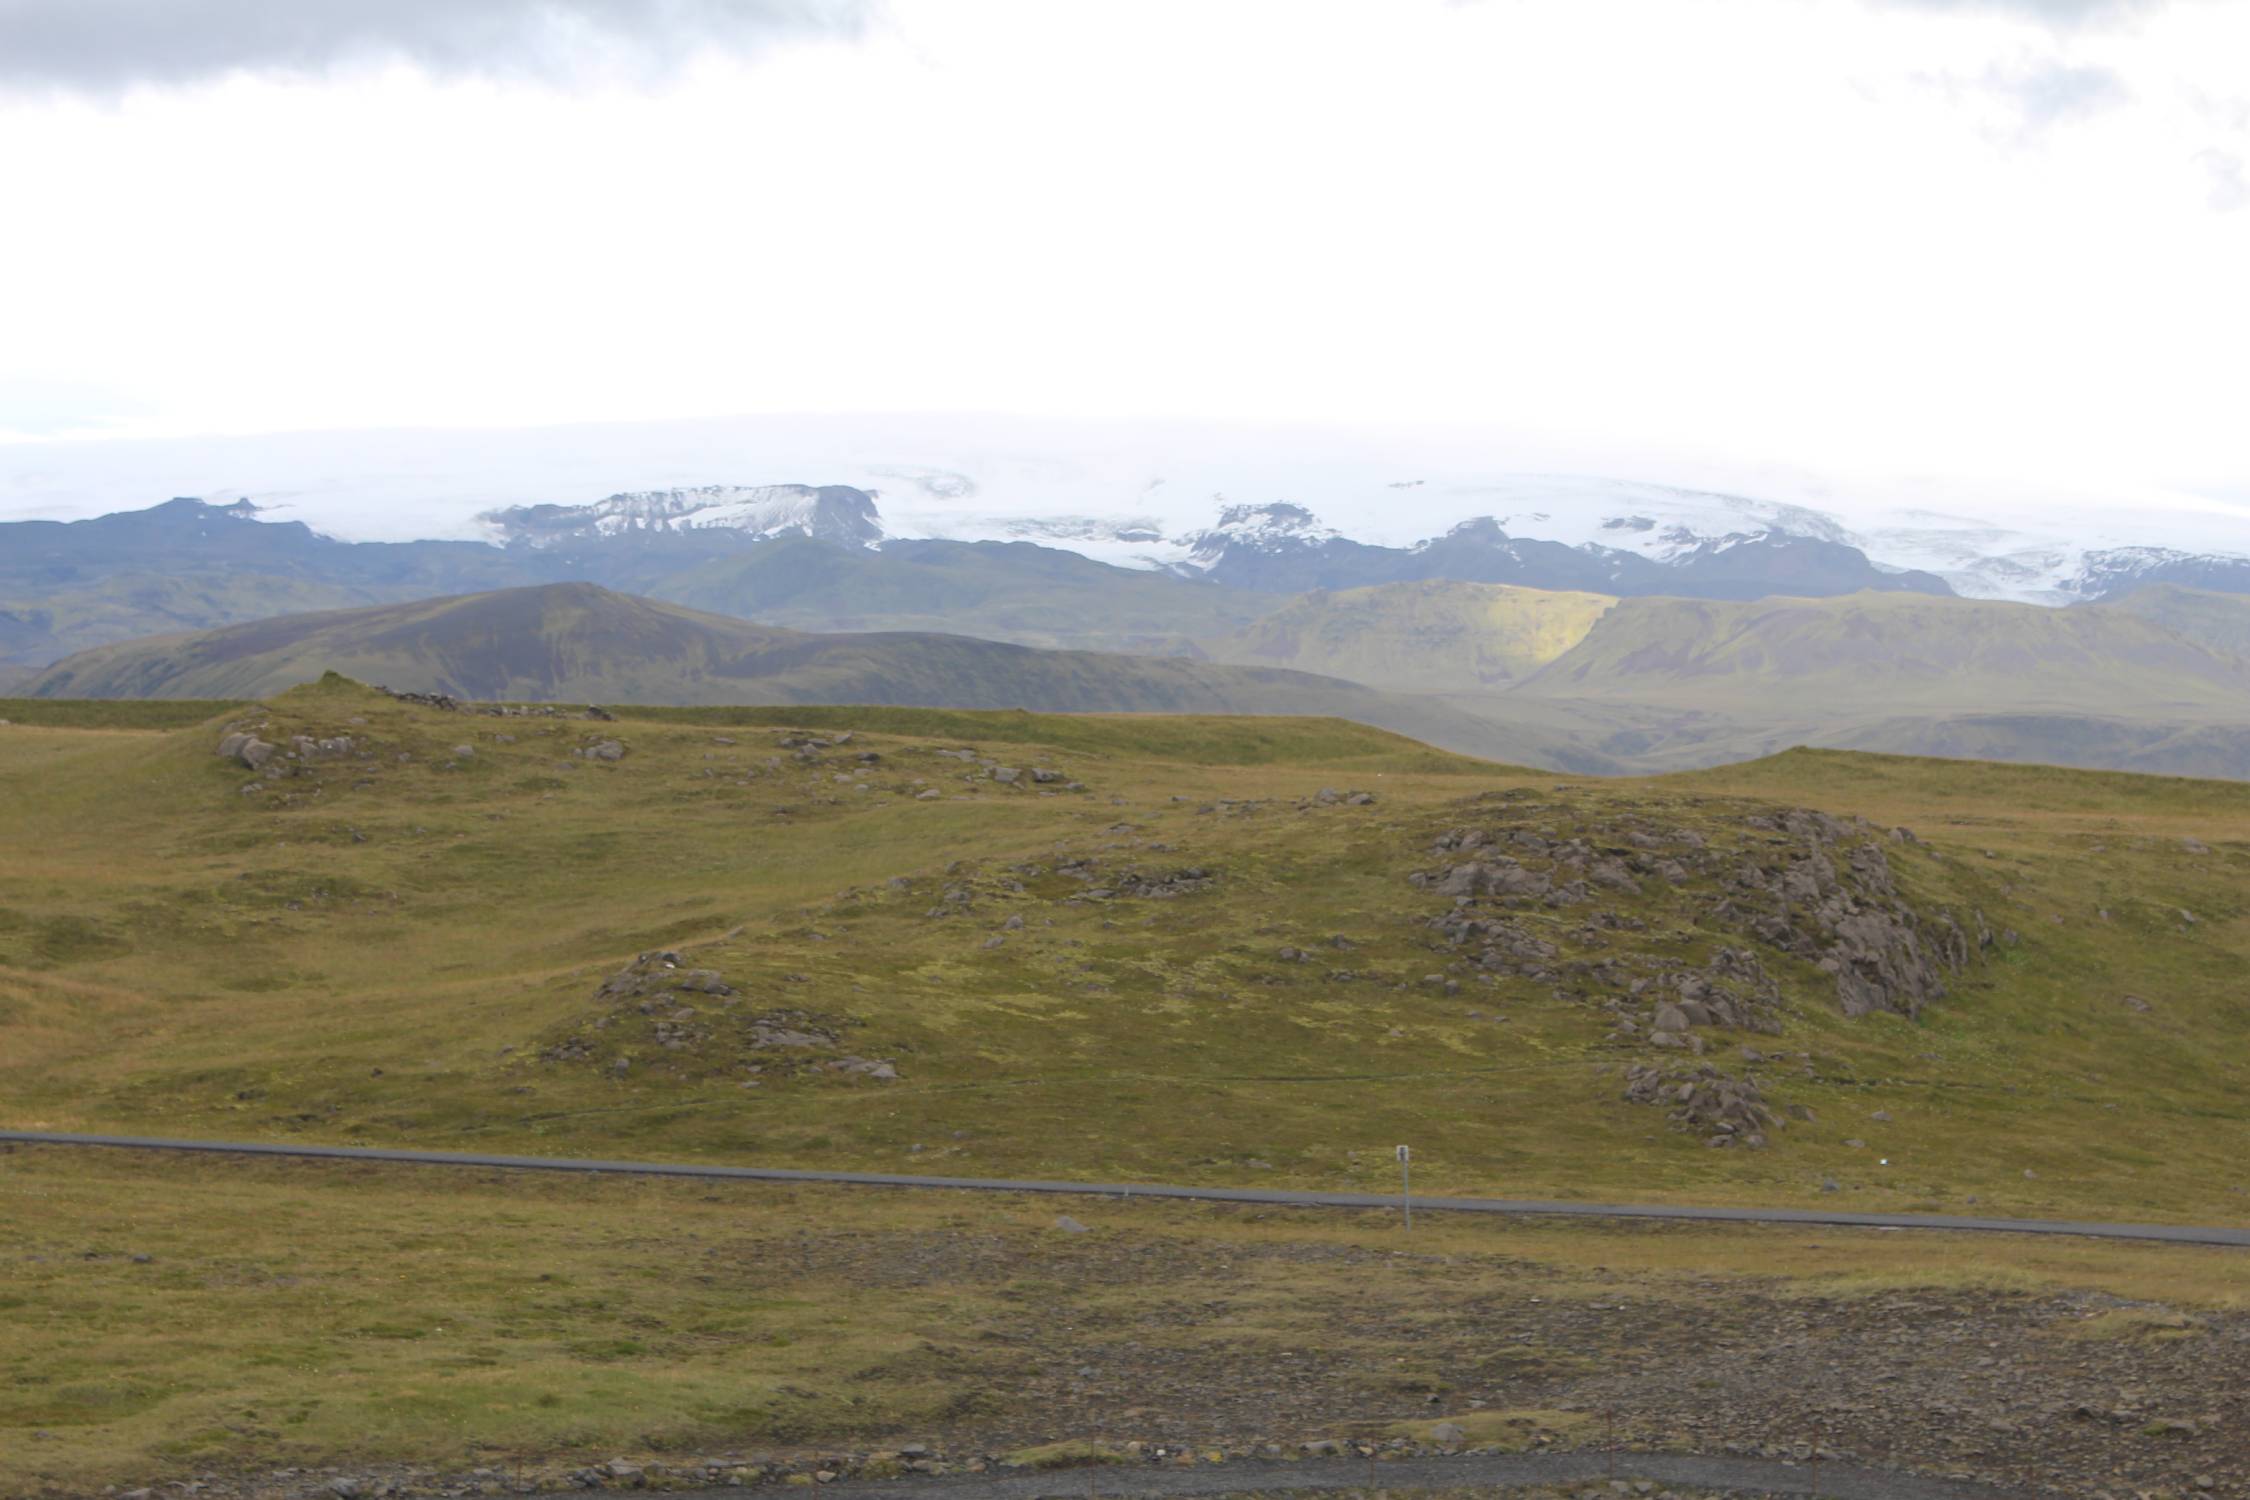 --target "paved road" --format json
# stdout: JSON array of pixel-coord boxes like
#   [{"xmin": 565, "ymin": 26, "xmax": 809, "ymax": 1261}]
[
  {"xmin": 632, "ymin": 1451, "xmax": 2040, "ymax": 1500},
  {"xmin": 7, "ymin": 1128, "xmax": 2244, "ymax": 1247}
]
